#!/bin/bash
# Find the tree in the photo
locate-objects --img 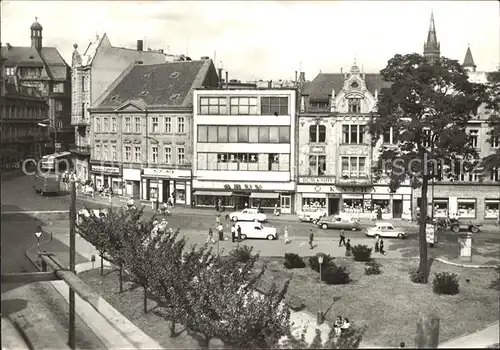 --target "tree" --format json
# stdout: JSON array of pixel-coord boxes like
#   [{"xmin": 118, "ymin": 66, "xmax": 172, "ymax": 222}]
[
  {"xmin": 368, "ymin": 53, "xmax": 485, "ymax": 283},
  {"xmin": 482, "ymin": 71, "xmax": 500, "ymax": 172}
]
